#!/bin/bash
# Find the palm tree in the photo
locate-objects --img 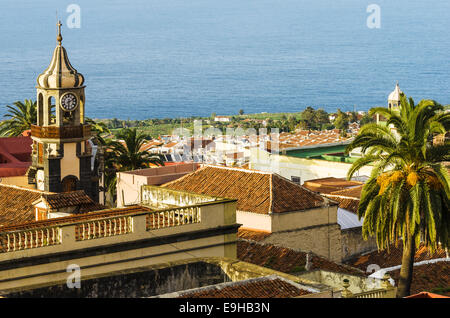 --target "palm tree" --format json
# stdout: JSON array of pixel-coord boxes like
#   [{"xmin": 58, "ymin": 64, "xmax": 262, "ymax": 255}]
[
  {"xmin": 104, "ymin": 128, "xmax": 164, "ymax": 204},
  {"xmin": 113, "ymin": 128, "xmax": 163, "ymax": 170},
  {"xmin": 0, "ymin": 99, "xmax": 37, "ymax": 136},
  {"xmin": 345, "ymin": 95, "xmax": 450, "ymax": 298},
  {"xmin": 85, "ymin": 117, "xmax": 111, "ymax": 146}
]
